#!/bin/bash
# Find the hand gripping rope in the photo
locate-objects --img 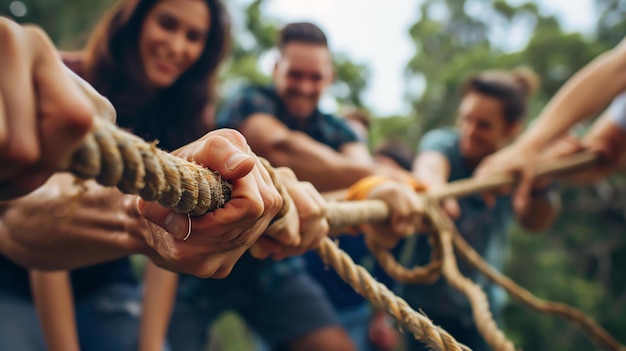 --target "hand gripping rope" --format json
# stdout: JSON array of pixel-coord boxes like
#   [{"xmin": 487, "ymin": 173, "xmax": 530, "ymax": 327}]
[{"xmin": 59, "ymin": 72, "xmax": 623, "ymax": 351}]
